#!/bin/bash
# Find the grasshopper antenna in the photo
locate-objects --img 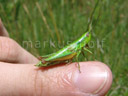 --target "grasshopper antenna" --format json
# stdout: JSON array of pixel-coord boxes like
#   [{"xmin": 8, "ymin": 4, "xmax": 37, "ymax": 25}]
[{"xmin": 87, "ymin": 0, "xmax": 100, "ymax": 32}]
